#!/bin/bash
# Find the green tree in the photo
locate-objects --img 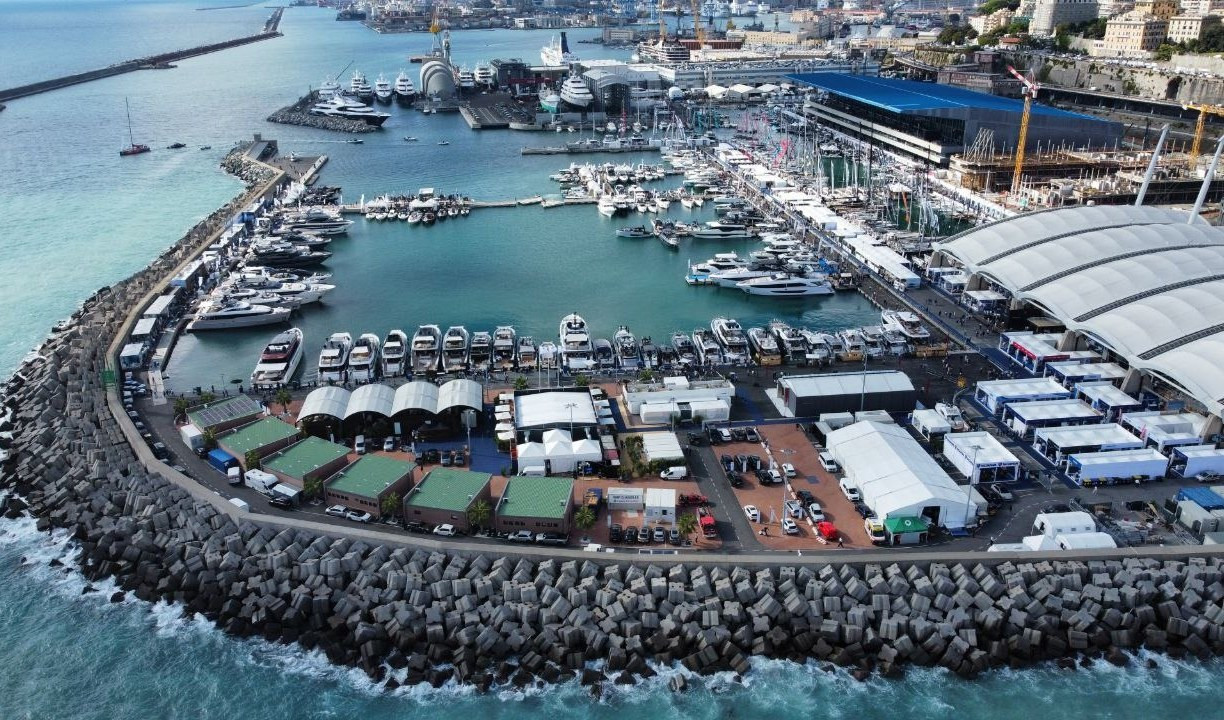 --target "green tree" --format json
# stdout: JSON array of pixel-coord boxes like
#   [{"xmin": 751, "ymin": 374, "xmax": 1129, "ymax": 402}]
[
  {"xmin": 572, "ymin": 373, "xmax": 590, "ymax": 388},
  {"xmin": 574, "ymin": 505, "xmax": 596, "ymax": 531},
  {"xmin": 513, "ymin": 376, "xmax": 530, "ymax": 391},
  {"xmin": 467, "ymin": 498, "xmax": 491, "ymax": 531},
  {"xmin": 381, "ymin": 491, "xmax": 401, "ymax": 519},
  {"xmin": 202, "ymin": 428, "xmax": 218, "ymax": 451},
  {"xmin": 677, "ymin": 513, "xmax": 699, "ymax": 540},
  {"xmin": 304, "ymin": 476, "xmax": 324, "ymax": 500},
  {"xmin": 199, "ymin": 391, "xmax": 217, "ymax": 405},
  {"xmin": 1154, "ymin": 43, "xmax": 1176, "ymax": 61},
  {"xmin": 638, "ymin": 368, "xmax": 655, "ymax": 383},
  {"xmin": 244, "ymin": 449, "xmax": 261, "ymax": 471},
  {"xmin": 274, "ymin": 387, "xmax": 293, "ymax": 415},
  {"xmin": 173, "ymin": 396, "xmax": 191, "ymax": 423}
]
